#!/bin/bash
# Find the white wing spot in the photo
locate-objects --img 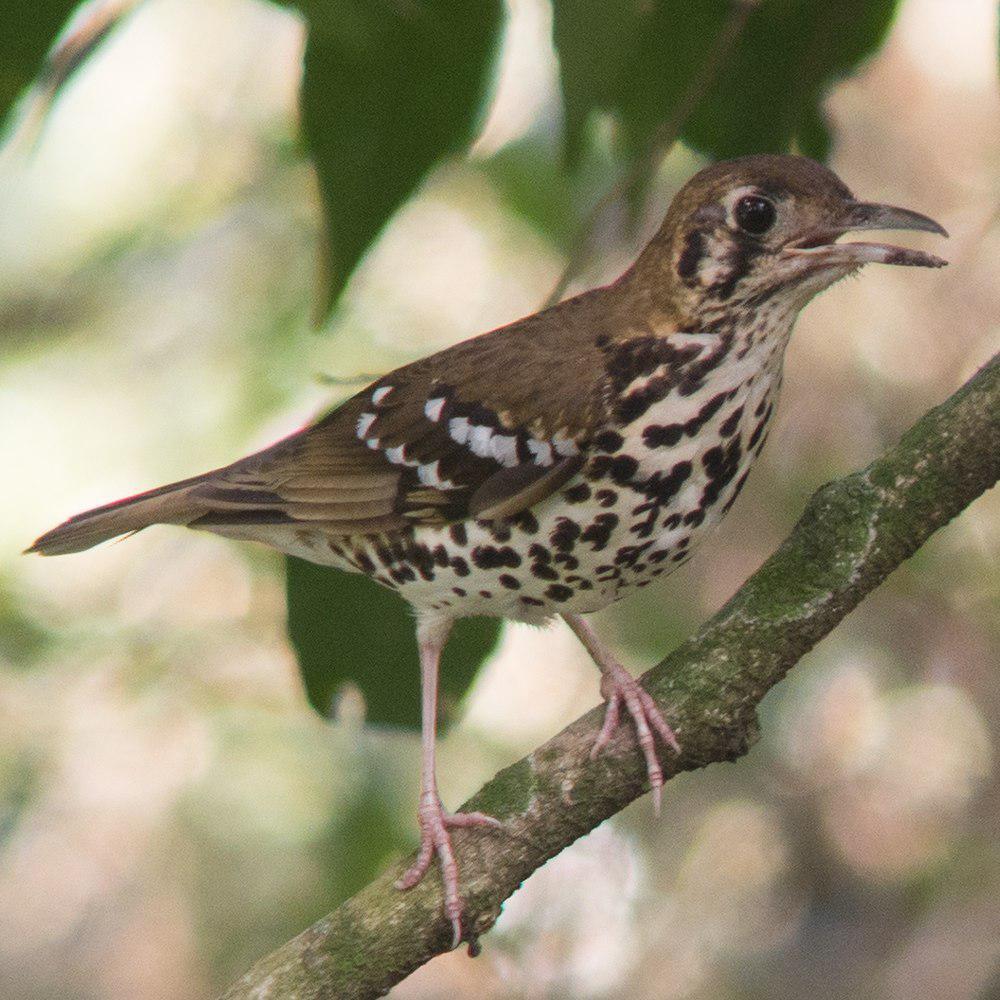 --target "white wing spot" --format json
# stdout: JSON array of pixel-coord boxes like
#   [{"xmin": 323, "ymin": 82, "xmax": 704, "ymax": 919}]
[
  {"xmin": 417, "ymin": 460, "xmax": 456, "ymax": 490},
  {"xmin": 371, "ymin": 385, "xmax": 394, "ymax": 406},
  {"xmin": 385, "ymin": 444, "xmax": 417, "ymax": 467},
  {"xmin": 527, "ymin": 439, "xmax": 554, "ymax": 466},
  {"xmin": 490, "ymin": 434, "xmax": 520, "ymax": 467},
  {"xmin": 424, "ymin": 397, "xmax": 446, "ymax": 422},
  {"xmin": 356, "ymin": 412, "xmax": 376, "ymax": 440},
  {"xmin": 469, "ymin": 424, "xmax": 493, "ymax": 458},
  {"xmin": 366, "ymin": 437, "xmax": 381, "ymax": 450},
  {"xmin": 449, "ymin": 416, "xmax": 471, "ymax": 445},
  {"xmin": 552, "ymin": 433, "xmax": 579, "ymax": 457}
]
